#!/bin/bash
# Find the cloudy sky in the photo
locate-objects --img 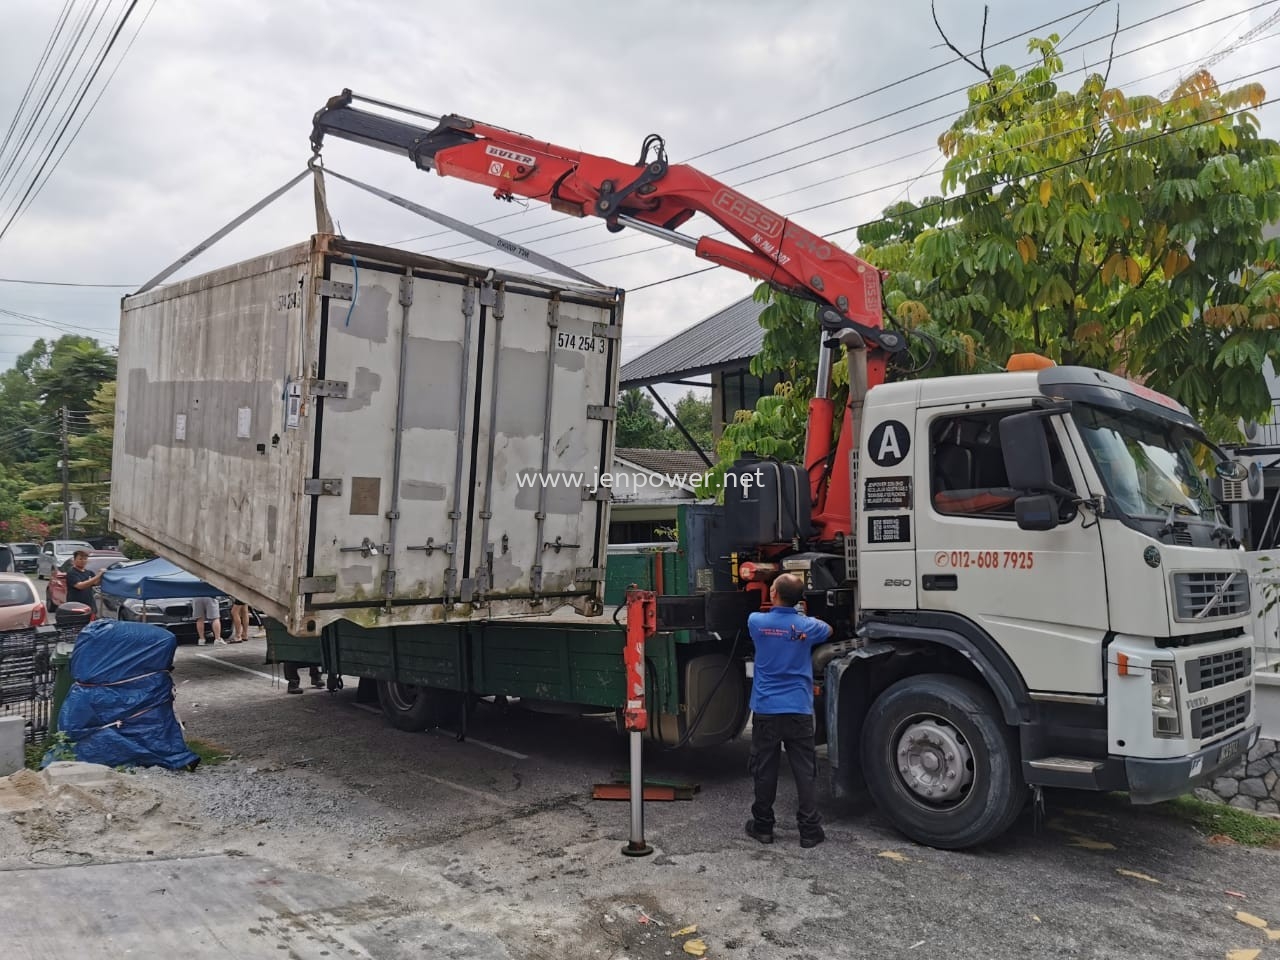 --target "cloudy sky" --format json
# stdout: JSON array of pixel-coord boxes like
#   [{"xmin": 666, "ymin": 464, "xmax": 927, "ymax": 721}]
[{"xmin": 1, "ymin": 0, "xmax": 1278, "ymax": 390}]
